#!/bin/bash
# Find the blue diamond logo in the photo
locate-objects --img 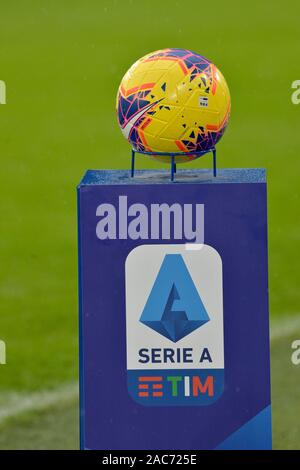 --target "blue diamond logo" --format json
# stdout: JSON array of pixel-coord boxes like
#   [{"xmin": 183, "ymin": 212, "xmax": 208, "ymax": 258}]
[{"xmin": 140, "ymin": 254, "xmax": 209, "ymax": 342}]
